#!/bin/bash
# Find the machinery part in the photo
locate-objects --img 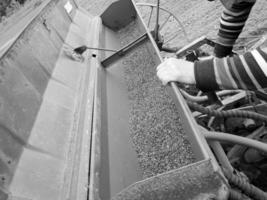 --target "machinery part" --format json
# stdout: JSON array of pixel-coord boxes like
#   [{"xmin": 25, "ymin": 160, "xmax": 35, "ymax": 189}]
[
  {"xmin": 101, "ymin": 33, "xmax": 148, "ymax": 67},
  {"xmin": 136, "ymin": 2, "xmax": 189, "ymax": 49},
  {"xmin": 176, "ymin": 36, "xmax": 215, "ymax": 58},
  {"xmin": 154, "ymin": 0, "xmax": 160, "ymax": 43},
  {"xmin": 63, "ymin": 44, "xmax": 85, "ymax": 62},
  {"xmin": 223, "ymin": 168, "xmax": 267, "ymax": 200},
  {"xmin": 244, "ymin": 148, "xmax": 267, "ymax": 163},
  {"xmin": 174, "ymin": 35, "xmax": 221, "ymax": 105},
  {"xmin": 227, "ymin": 125, "xmax": 265, "ymax": 162},
  {"xmin": 100, "ymin": 0, "xmax": 137, "ymax": 31},
  {"xmin": 64, "ymin": 44, "xmax": 118, "ymax": 62},
  {"xmin": 187, "ymin": 101, "xmax": 267, "ymax": 123},
  {"xmin": 203, "ymin": 131, "xmax": 267, "ymax": 155},
  {"xmin": 73, "ymin": 45, "xmax": 117, "ymax": 54},
  {"xmin": 254, "ymin": 90, "xmax": 267, "ymax": 102},
  {"xmin": 199, "ymin": 125, "xmax": 234, "ymax": 172},
  {"xmin": 99, "ymin": 0, "xmax": 229, "ymax": 199}
]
